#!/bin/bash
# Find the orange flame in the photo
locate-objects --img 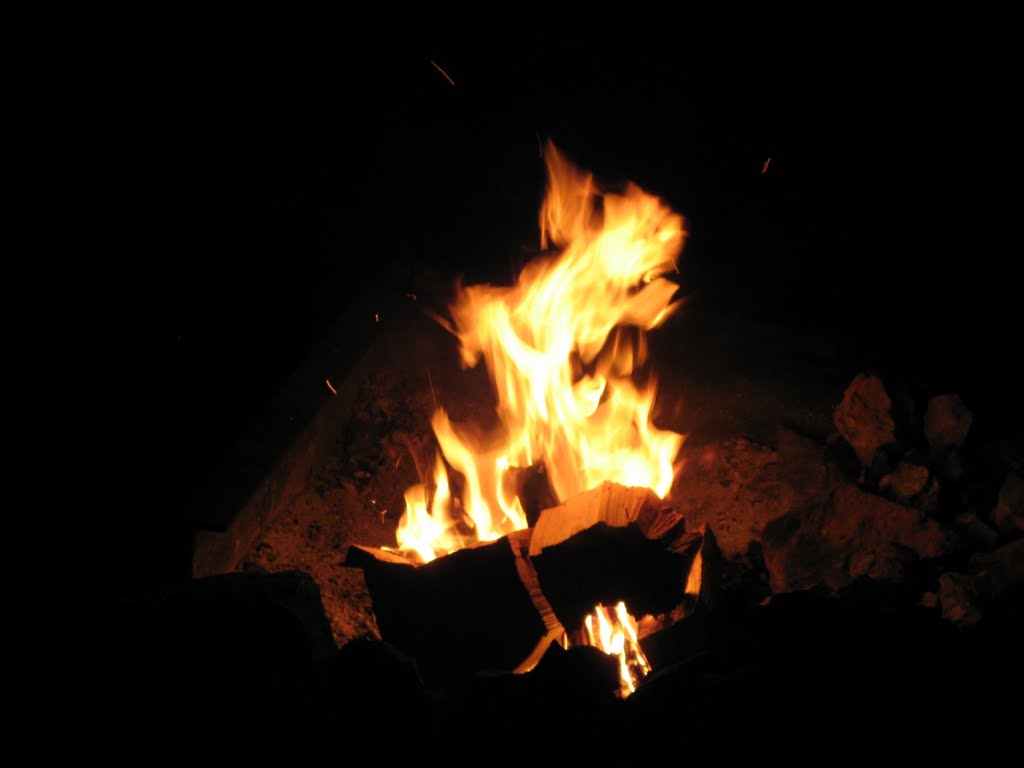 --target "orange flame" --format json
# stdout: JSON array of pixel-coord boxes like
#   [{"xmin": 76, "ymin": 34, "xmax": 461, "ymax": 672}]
[
  {"xmin": 393, "ymin": 143, "xmax": 686, "ymax": 562},
  {"xmin": 582, "ymin": 601, "xmax": 651, "ymax": 697}
]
